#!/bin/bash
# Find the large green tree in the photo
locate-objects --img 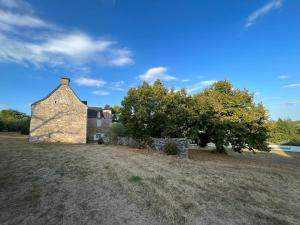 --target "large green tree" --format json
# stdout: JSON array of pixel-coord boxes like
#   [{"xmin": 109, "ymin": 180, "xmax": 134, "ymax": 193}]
[
  {"xmin": 120, "ymin": 79, "xmax": 270, "ymax": 153},
  {"xmin": 192, "ymin": 81, "xmax": 270, "ymax": 153},
  {"xmin": 121, "ymin": 80, "xmax": 166, "ymax": 140},
  {"xmin": 120, "ymin": 80, "xmax": 190, "ymax": 141}
]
